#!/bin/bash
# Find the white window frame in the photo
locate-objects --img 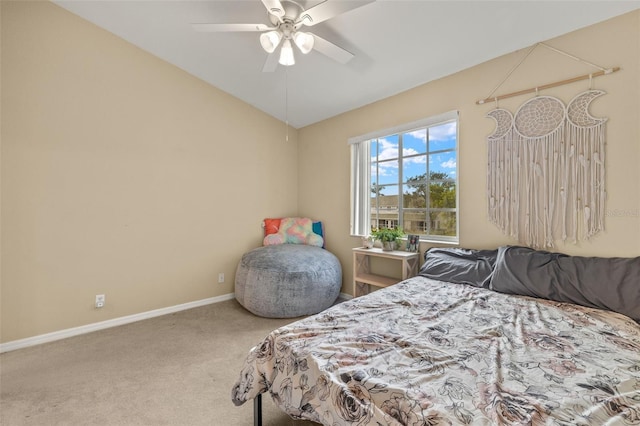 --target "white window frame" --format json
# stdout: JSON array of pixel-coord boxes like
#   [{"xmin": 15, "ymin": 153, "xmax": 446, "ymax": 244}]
[{"xmin": 349, "ymin": 110, "xmax": 459, "ymax": 243}]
